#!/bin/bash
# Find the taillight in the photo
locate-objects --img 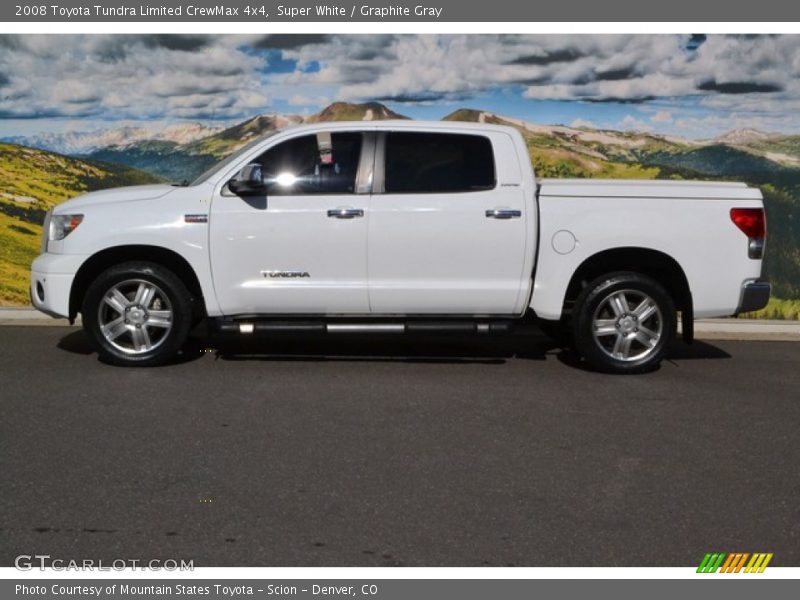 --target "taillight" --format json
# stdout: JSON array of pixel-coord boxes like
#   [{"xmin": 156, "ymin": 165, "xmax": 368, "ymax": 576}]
[
  {"xmin": 730, "ymin": 208, "xmax": 766, "ymax": 259},
  {"xmin": 731, "ymin": 208, "xmax": 766, "ymax": 238}
]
